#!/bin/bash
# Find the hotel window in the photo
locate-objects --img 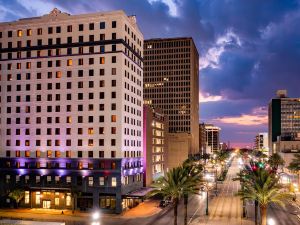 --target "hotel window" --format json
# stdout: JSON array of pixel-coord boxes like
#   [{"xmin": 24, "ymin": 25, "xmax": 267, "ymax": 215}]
[
  {"xmin": 67, "ymin": 59, "xmax": 72, "ymax": 66},
  {"xmin": 88, "ymin": 139, "xmax": 93, "ymax": 146},
  {"xmin": 67, "ymin": 25, "xmax": 72, "ymax": 32},
  {"xmin": 111, "ymin": 162, "xmax": 116, "ymax": 169},
  {"xmin": 66, "ymin": 139, "xmax": 71, "ymax": 146},
  {"xmin": 36, "ymin": 176, "xmax": 40, "ymax": 184},
  {"xmin": 88, "ymin": 128, "xmax": 94, "ymax": 135},
  {"xmin": 99, "ymin": 127, "xmax": 104, "ymax": 134},
  {"xmin": 36, "ymin": 192, "xmax": 41, "ymax": 205},
  {"xmin": 100, "ymin": 22, "xmax": 105, "ymax": 29},
  {"xmin": 66, "ymin": 176, "xmax": 71, "ymax": 184},
  {"xmin": 16, "ymin": 151, "xmax": 20, "ymax": 157},
  {"xmin": 16, "ymin": 175, "xmax": 20, "ymax": 183},
  {"xmin": 99, "ymin": 177, "xmax": 105, "ymax": 186},
  {"xmin": 100, "ymin": 57, "xmax": 105, "ymax": 64},
  {"xmin": 25, "ymin": 151, "xmax": 30, "ymax": 157},
  {"xmin": 47, "ymin": 150, "xmax": 52, "ymax": 158},
  {"xmin": 56, "ymin": 26, "xmax": 61, "ymax": 33},
  {"xmin": 55, "ymin": 176, "xmax": 60, "ymax": 184},
  {"xmin": 99, "ymin": 151, "xmax": 104, "ymax": 158},
  {"xmin": 111, "ymin": 151, "xmax": 116, "ymax": 158},
  {"xmin": 112, "ymin": 21, "xmax": 117, "ymax": 28},
  {"xmin": 100, "ymin": 33, "xmax": 105, "ymax": 41},
  {"xmin": 25, "ymin": 175, "xmax": 29, "ymax": 184},
  {"xmin": 17, "ymin": 30, "xmax": 22, "ymax": 37},
  {"xmin": 88, "ymin": 177, "xmax": 94, "ymax": 186},
  {"xmin": 111, "ymin": 139, "xmax": 116, "ymax": 146},
  {"xmin": 112, "ymin": 56, "xmax": 116, "ymax": 63},
  {"xmin": 56, "ymin": 71, "xmax": 62, "ymax": 78},
  {"xmin": 55, "ymin": 151, "xmax": 61, "ymax": 158},
  {"xmin": 27, "ymin": 29, "xmax": 32, "ymax": 36},
  {"xmin": 67, "ymin": 116, "xmax": 72, "ymax": 123},
  {"xmin": 111, "ymin": 127, "xmax": 116, "ymax": 134},
  {"xmin": 55, "ymin": 197, "xmax": 59, "ymax": 206},
  {"xmin": 111, "ymin": 115, "xmax": 117, "ymax": 122},
  {"xmin": 111, "ymin": 177, "xmax": 117, "ymax": 187},
  {"xmin": 112, "ymin": 68, "xmax": 116, "ymax": 75},
  {"xmin": 37, "ymin": 28, "xmax": 42, "ymax": 35},
  {"xmin": 88, "ymin": 151, "xmax": 93, "ymax": 158},
  {"xmin": 47, "ymin": 176, "xmax": 52, "ymax": 184},
  {"xmin": 79, "ymin": 24, "xmax": 84, "ymax": 31},
  {"xmin": 25, "ymin": 191, "xmax": 30, "ymax": 204},
  {"xmin": 36, "ymin": 150, "xmax": 41, "ymax": 158},
  {"xmin": 112, "ymin": 33, "xmax": 116, "ymax": 40},
  {"xmin": 66, "ymin": 151, "xmax": 71, "ymax": 158},
  {"xmin": 66, "ymin": 194, "xmax": 71, "ymax": 206}
]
